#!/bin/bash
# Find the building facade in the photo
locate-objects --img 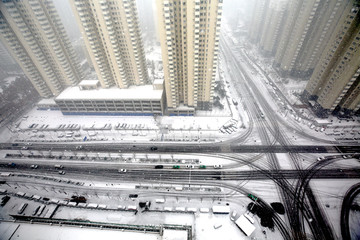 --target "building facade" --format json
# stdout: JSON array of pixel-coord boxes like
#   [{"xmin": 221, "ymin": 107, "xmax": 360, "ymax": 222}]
[
  {"xmin": 156, "ymin": 0, "xmax": 223, "ymax": 113},
  {"xmin": 274, "ymin": 0, "xmax": 349, "ymax": 78},
  {"xmin": 258, "ymin": 0, "xmax": 287, "ymax": 56},
  {"xmin": 0, "ymin": 0, "xmax": 83, "ymax": 98},
  {"xmin": 249, "ymin": 0, "xmax": 269, "ymax": 44},
  {"xmin": 0, "ymin": 40, "xmax": 18, "ymax": 73},
  {"xmin": 70, "ymin": 0, "xmax": 149, "ymax": 89},
  {"xmin": 302, "ymin": 2, "xmax": 360, "ymax": 117},
  {"xmin": 55, "ymin": 80, "xmax": 164, "ymax": 116}
]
